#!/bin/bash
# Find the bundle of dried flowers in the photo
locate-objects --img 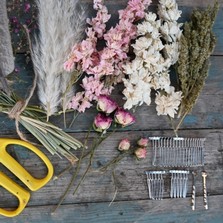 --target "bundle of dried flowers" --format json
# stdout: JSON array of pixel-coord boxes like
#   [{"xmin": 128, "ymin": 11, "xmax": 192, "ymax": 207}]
[
  {"xmin": 174, "ymin": 3, "xmax": 219, "ymax": 133},
  {"xmin": 0, "ymin": 91, "xmax": 83, "ymax": 162},
  {"xmin": 122, "ymin": 0, "xmax": 182, "ymax": 118},
  {"xmin": 32, "ymin": 0, "xmax": 86, "ymax": 119},
  {"xmin": 64, "ymin": 0, "xmax": 151, "ymax": 113}
]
